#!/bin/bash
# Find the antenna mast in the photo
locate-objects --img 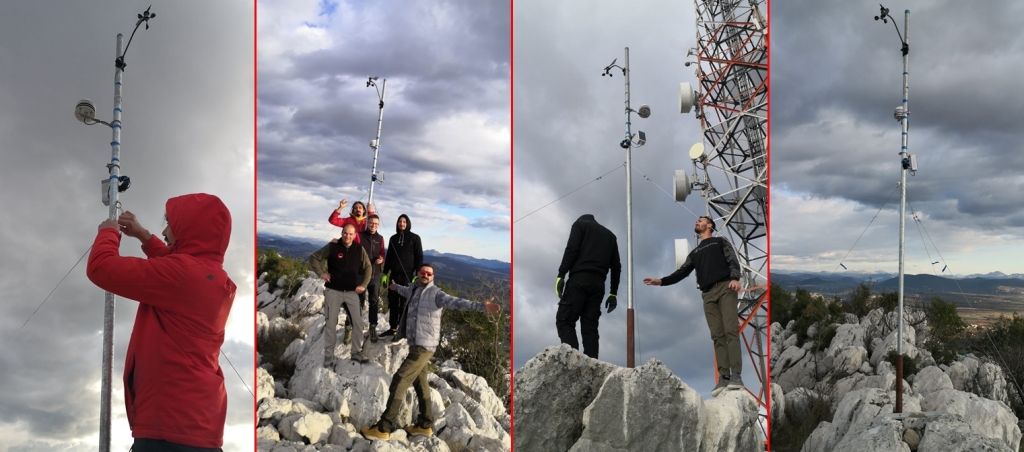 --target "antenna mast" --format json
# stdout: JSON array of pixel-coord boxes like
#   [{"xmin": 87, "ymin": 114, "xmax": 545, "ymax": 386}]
[{"xmin": 367, "ymin": 77, "xmax": 387, "ymax": 208}]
